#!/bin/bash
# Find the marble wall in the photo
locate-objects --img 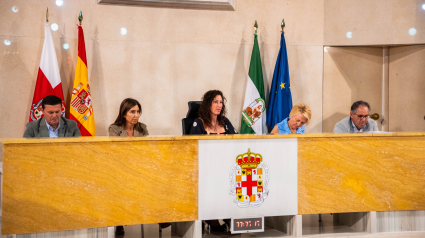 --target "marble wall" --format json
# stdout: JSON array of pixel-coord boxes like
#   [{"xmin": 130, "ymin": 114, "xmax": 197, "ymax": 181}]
[
  {"xmin": 0, "ymin": 0, "xmax": 324, "ymax": 138},
  {"xmin": 298, "ymin": 136, "xmax": 425, "ymax": 214},
  {"xmin": 13, "ymin": 228, "xmax": 107, "ymax": 238},
  {"xmin": 324, "ymin": 0, "xmax": 425, "ymax": 46},
  {"xmin": 377, "ymin": 210, "xmax": 425, "ymax": 232},
  {"xmin": 322, "ymin": 47, "xmax": 384, "ymax": 133},
  {"xmin": 2, "ymin": 138, "xmax": 198, "ymax": 234},
  {"xmin": 389, "ymin": 44, "xmax": 425, "ymax": 132}
]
